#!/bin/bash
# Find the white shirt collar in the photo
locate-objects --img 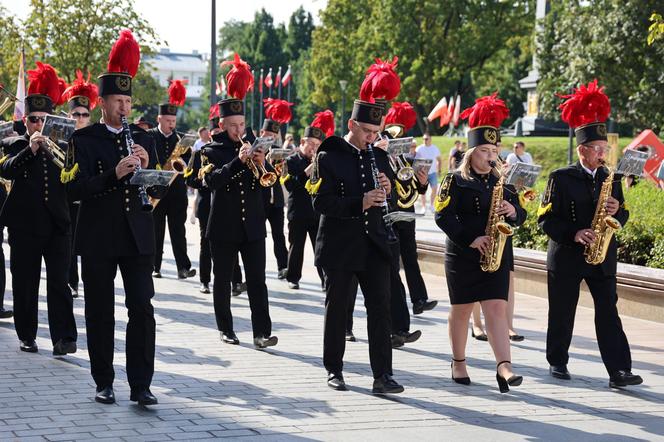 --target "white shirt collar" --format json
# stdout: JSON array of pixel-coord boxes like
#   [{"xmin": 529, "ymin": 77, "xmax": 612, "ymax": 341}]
[
  {"xmin": 580, "ymin": 161, "xmax": 597, "ymax": 178},
  {"xmin": 158, "ymin": 127, "xmax": 174, "ymax": 138},
  {"xmin": 105, "ymin": 124, "xmax": 122, "ymax": 135},
  {"xmin": 343, "ymin": 135, "xmax": 361, "ymax": 153}
]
